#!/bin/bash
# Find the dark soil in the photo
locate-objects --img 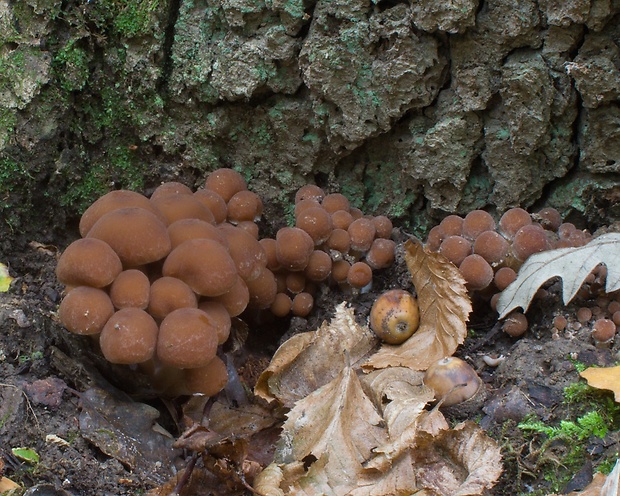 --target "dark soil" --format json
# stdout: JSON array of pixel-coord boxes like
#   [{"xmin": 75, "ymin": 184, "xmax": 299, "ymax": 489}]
[{"xmin": 1, "ymin": 224, "xmax": 619, "ymax": 496}]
